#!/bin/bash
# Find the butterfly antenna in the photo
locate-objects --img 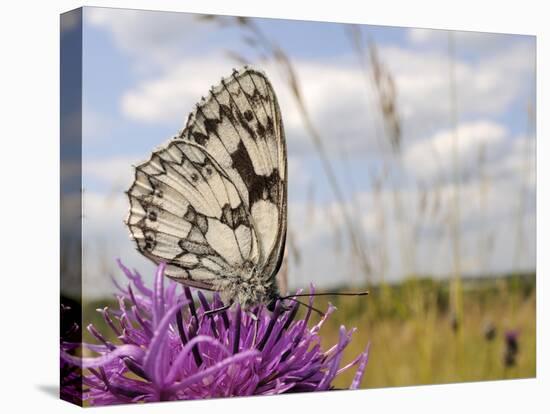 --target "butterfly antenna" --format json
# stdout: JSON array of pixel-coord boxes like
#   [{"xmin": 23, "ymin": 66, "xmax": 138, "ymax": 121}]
[
  {"xmin": 280, "ymin": 290, "xmax": 369, "ymax": 300},
  {"xmin": 283, "ymin": 297, "xmax": 325, "ymax": 317}
]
